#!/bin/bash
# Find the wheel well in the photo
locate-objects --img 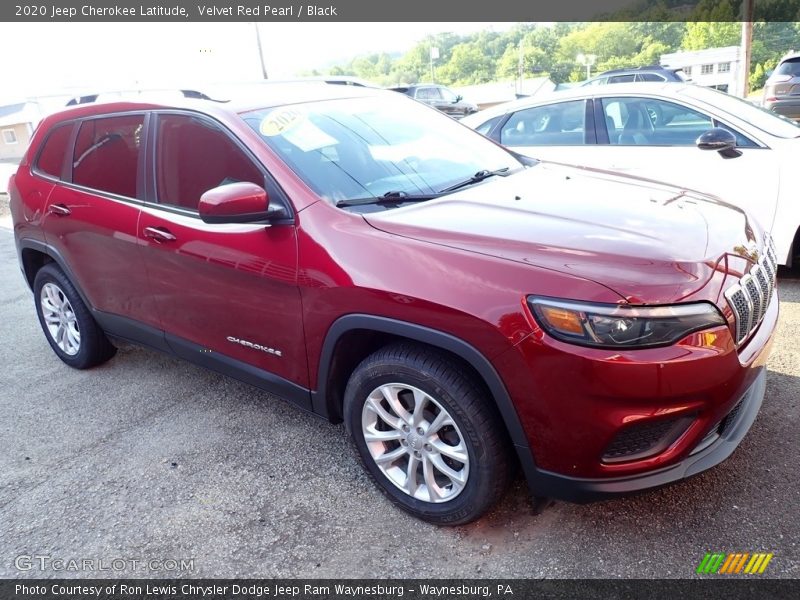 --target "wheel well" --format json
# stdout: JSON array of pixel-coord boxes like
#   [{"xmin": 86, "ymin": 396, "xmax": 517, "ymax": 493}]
[
  {"xmin": 789, "ymin": 226, "xmax": 800, "ymax": 269},
  {"xmin": 20, "ymin": 248, "xmax": 53, "ymax": 289},
  {"xmin": 323, "ymin": 330, "xmax": 495, "ymax": 428}
]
